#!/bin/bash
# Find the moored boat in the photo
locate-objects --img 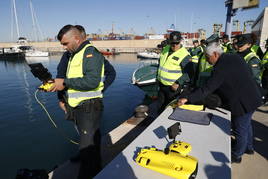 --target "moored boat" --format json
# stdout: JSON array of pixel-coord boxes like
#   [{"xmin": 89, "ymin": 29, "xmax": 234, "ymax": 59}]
[
  {"xmin": 137, "ymin": 51, "xmax": 160, "ymax": 59},
  {"xmin": 132, "ymin": 62, "xmax": 159, "ymax": 97},
  {"xmin": 12, "ymin": 45, "xmax": 49, "ymax": 57},
  {"xmin": 100, "ymin": 49, "xmax": 119, "ymax": 56},
  {"xmin": 0, "ymin": 48, "xmax": 25, "ymax": 60}
]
